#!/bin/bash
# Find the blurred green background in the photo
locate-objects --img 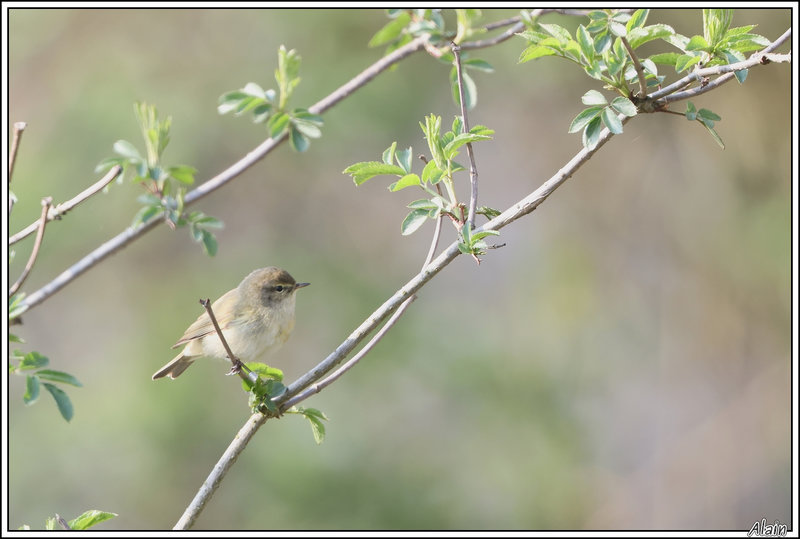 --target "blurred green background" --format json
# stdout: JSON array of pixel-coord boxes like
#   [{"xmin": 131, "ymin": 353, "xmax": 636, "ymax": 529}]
[{"xmin": 7, "ymin": 9, "xmax": 791, "ymax": 531}]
